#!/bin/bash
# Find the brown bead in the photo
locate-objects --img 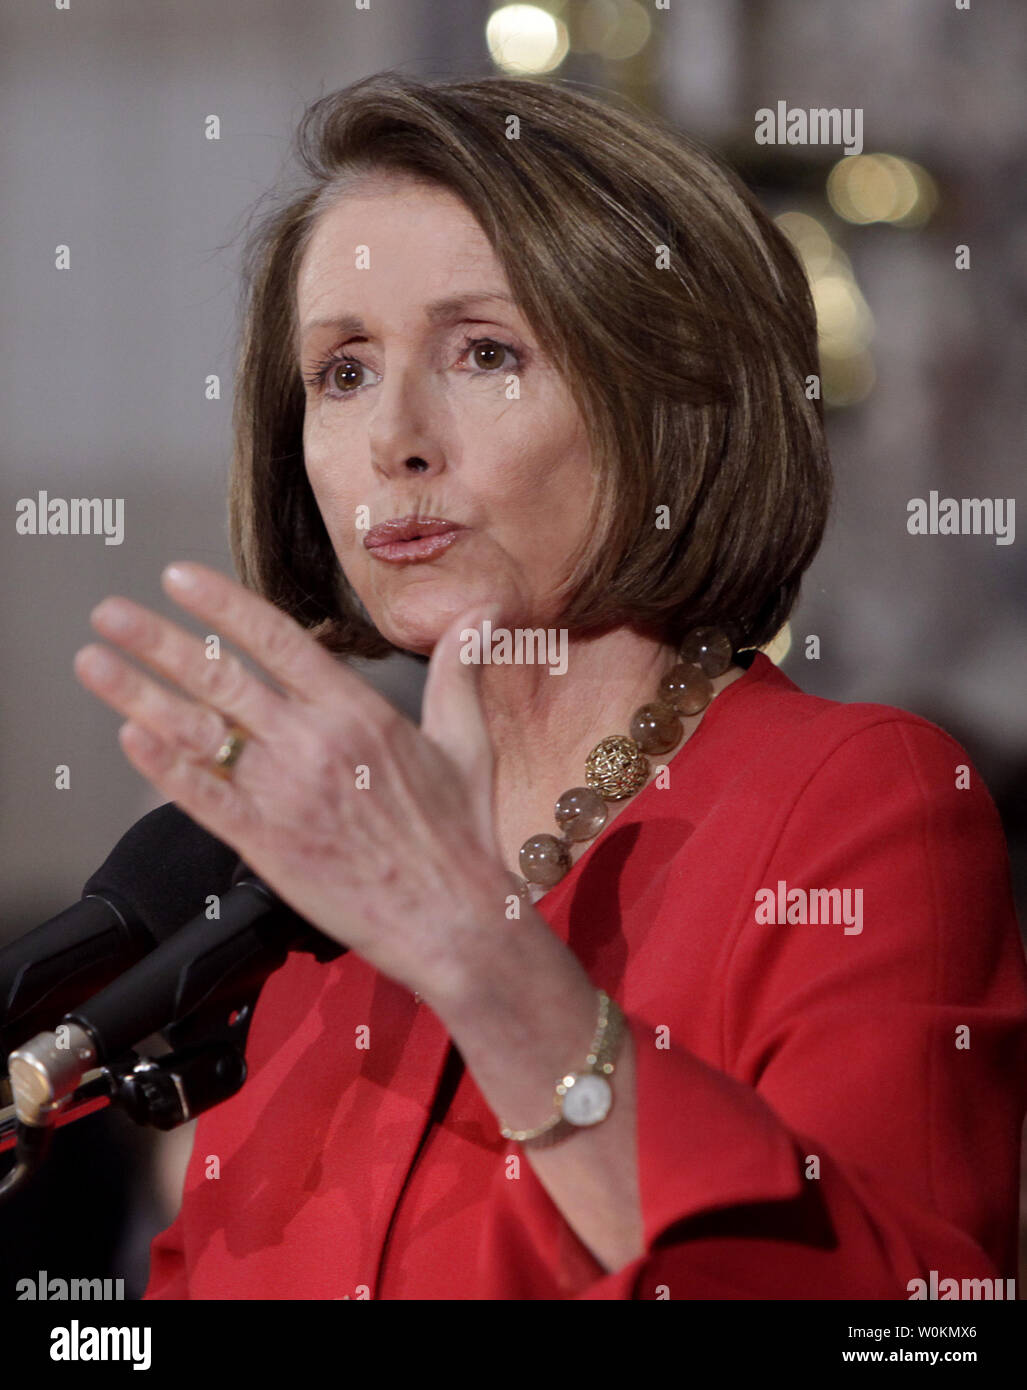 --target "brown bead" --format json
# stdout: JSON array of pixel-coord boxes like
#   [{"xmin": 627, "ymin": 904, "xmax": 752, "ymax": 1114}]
[
  {"xmin": 679, "ymin": 626, "xmax": 733, "ymax": 678},
  {"xmin": 506, "ymin": 871, "xmax": 532, "ymax": 903},
  {"xmin": 629, "ymin": 700, "xmax": 682, "ymax": 755},
  {"xmin": 519, "ymin": 833, "xmax": 571, "ymax": 887},
  {"xmin": 585, "ymin": 735, "xmax": 649, "ymax": 800},
  {"xmin": 555, "ymin": 787, "xmax": 608, "ymax": 841},
  {"xmin": 658, "ymin": 662, "xmax": 714, "ymax": 716}
]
